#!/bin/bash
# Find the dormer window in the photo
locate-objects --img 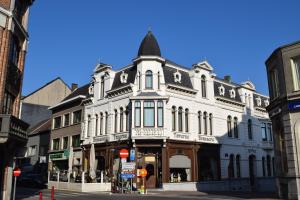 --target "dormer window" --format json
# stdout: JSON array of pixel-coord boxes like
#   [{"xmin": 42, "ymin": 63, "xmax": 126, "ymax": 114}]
[
  {"xmin": 256, "ymin": 97, "xmax": 262, "ymax": 107},
  {"xmin": 229, "ymin": 89, "xmax": 236, "ymax": 98},
  {"xmin": 120, "ymin": 71, "xmax": 128, "ymax": 84},
  {"xmin": 174, "ymin": 71, "xmax": 181, "ymax": 83},
  {"xmin": 218, "ymin": 85, "xmax": 225, "ymax": 96},
  {"xmin": 264, "ymin": 99, "xmax": 269, "ymax": 107},
  {"xmin": 89, "ymin": 84, "xmax": 94, "ymax": 95}
]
